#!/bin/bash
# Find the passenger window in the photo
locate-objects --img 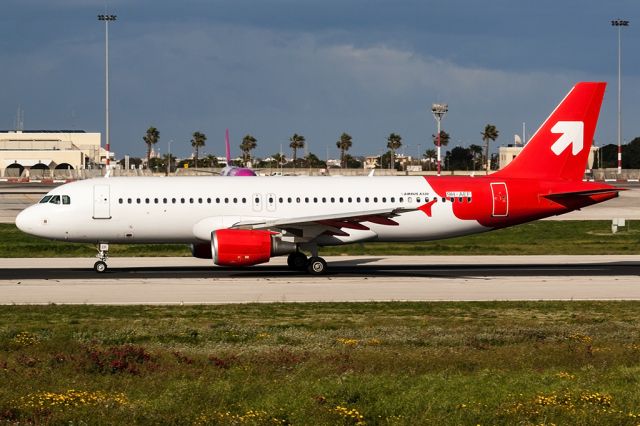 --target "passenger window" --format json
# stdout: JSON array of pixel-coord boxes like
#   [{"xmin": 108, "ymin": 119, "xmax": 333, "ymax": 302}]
[
  {"xmin": 279, "ymin": 197, "xmax": 283, "ymax": 203},
  {"xmin": 118, "ymin": 198, "xmax": 123, "ymax": 204},
  {"xmin": 390, "ymin": 197, "xmax": 395, "ymax": 203},
  {"xmin": 233, "ymin": 198, "xmax": 238, "ymax": 203},
  {"xmin": 322, "ymin": 197, "xmax": 326, "ymax": 203},
  {"xmin": 198, "ymin": 198, "xmax": 203, "ymax": 204},
  {"xmin": 242, "ymin": 198, "xmax": 246, "ymax": 203},
  {"xmin": 382, "ymin": 197, "xmax": 387, "ymax": 203},
  {"xmin": 255, "ymin": 197, "xmax": 260, "ymax": 203},
  {"xmin": 128, "ymin": 198, "xmax": 132, "ymax": 204},
  {"xmin": 216, "ymin": 198, "xmax": 220, "ymax": 203},
  {"xmin": 416, "ymin": 197, "xmax": 421, "ymax": 203},
  {"xmin": 365, "ymin": 197, "xmax": 369, "ymax": 202},
  {"xmin": 224, "ymin": 198, "xmax": 229, "ymax": 203},
  {"xmin": 296, "ymin": 197, "xmax": 301, "ymax": 203},
  {"xmin": 189, "ymin": 198, "xmax": 194, "ymax": 204},
  {"xmin": 172, "ymin": 198, "xmax": 176, "ymax": 204},
  {"xmin": 207, "ymin": 198, "xmax": 211, "ymax": 203},
  {"xmin": 459, "ymin": 197, "xmax": 463, "ymax": 203},
  {"xmin": 356, "ymin": 197, "xmax": 361, "ymax": 203},
  {"xmin": 268, "ymin": 197, "xmax": 274, "ymax": 203},
  {"xmin": 287, "ymin": 197, "xmax": 292, "ymax": 203},
  {"xmin": 62, "ymin": 195, "xmax": 71, "ymax": 205},
  {"xmin": 339, "ymin": 197, "xmax": 343, "ymax": 203},
  {"xmin": 374, "ymin": 197, "xmax": 378, "ymax": 202},
  {"xmin": 154, "ymin": 198, "xmax": 159, "ymax": 204},
  {"xmin": 50, "ymin": 195, "xmax": 61, "ymax": 204},
  {"xmin": 163, "ymin": 198, "xmax": 168, "ymax": 204},
  {"xmin": 136, "ymin": 198, "xmax": 141, "ymax": 204},
  {"xmin": 180, "ymin": 198, "xmax": 185, "ymax": 204},
  {"xmin": 467, "ymin": 197, "xmax": 472, "ymax": 203},
  {"xmin": 407, "ymin": 197, "xmax": 412, "ymax": 203},
  {"xmin": 39, "ymin": 195, "xmax": 52, "ymax": 203},
  {"xmin": 400, "ymin": 197, "xmax": 404, "ymax": 203},
  {"xmin": 313, "ymin": 197, "xmax": 318, "ymax": 203},
  {"xmin": 442, "ymin": 197, "xmax": 446, "ymax": 202},
  {"xmin": 348, "ymin": 197, "xmax": 352, "ymax": 203},
  {"xmin": 305, "ymin": 197, "xmax": 309, "ymax": 203},
  {"xmin": 145, "ymin": 198, "xmax": 150, "ymax": 204},
  {"xmin": 331, "ymin": 197, "xmax": 335, "ymax": 203}
]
